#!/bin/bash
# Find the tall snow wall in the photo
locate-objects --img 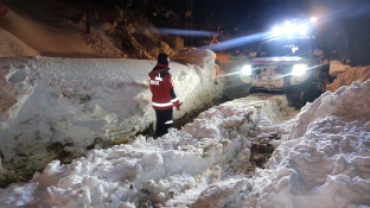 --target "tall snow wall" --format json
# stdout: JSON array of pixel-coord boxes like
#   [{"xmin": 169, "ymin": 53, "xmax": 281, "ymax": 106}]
[{"xmin": 0, "ymin": 51, "xmax": 225, "ymax": 176}]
